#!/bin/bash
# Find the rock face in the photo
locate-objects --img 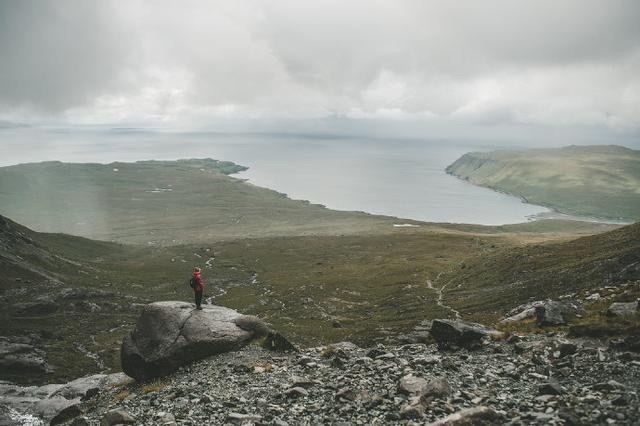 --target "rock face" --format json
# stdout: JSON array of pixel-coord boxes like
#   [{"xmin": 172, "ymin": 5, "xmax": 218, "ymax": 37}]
[
  {"xmin": 607, "ymin": 301, "xmax": 639, "ymax": 317},
  {"xmin": 121, "ymin": 302, "xmax": 266, "ymax": 381},
  {"xmin": 429, "ymin": 319, "xmax": 498, "ymax": 349}
]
